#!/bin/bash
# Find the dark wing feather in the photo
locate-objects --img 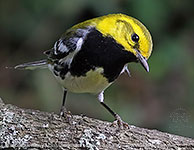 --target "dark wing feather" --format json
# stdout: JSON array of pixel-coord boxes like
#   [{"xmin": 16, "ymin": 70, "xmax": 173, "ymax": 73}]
[
  {"xmin": 44, "ymin": 28, "xmax": 90, "ymax": 60},
  {"xmin": 44, "ymin": 27, "xmax": 91, "ymax": 79}
]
